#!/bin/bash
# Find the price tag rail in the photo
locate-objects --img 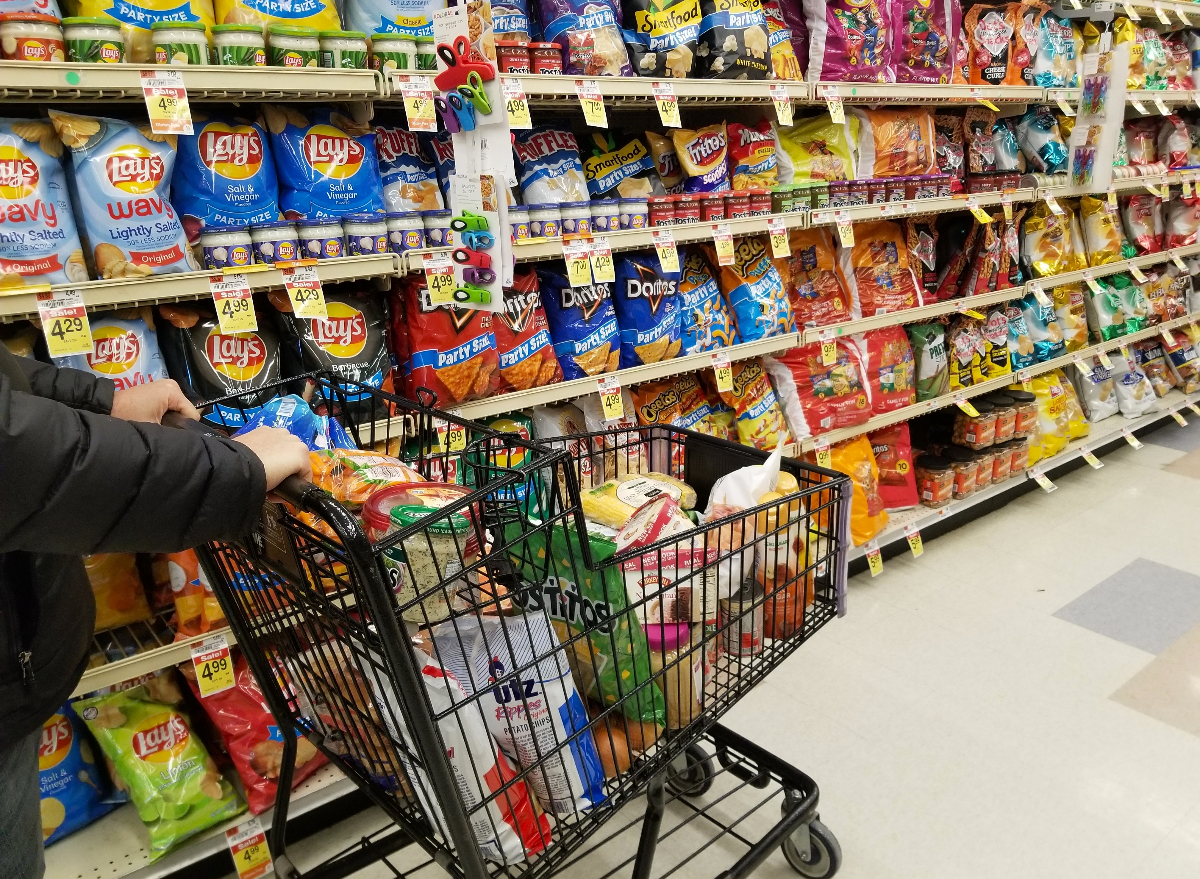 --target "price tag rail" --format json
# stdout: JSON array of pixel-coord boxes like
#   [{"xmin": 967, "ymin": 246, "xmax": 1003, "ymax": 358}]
[
  {"xmin": 0, "ymin": 61, "xmax": 383, "ymax": 102},
  {"xmin": 0, "ymin": 254, "xmax": 399, "ymax": 321},
  {"xmin": 810, "ymin": 81, "xmax": 1044, "ymax": 104},
  {"xmin": 494, "ymin": 73, "xmax": 810, "ymax": 106},
  {"xmin": 808, "ymin": 185, "xmax": 1039, "ymax": 228}
]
